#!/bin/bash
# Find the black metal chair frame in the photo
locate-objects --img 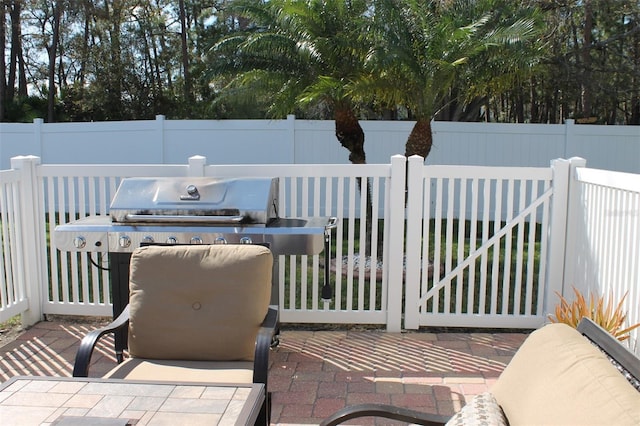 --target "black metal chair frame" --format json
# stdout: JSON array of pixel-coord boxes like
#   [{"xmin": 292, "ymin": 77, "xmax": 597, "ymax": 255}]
[
  {"xmin": 73, "ymin": 304, "xmax": 279, "ymax": 425},
  {"xmin": 320, "ymin": 318, "xmax": 640, "ymax": 426}
]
